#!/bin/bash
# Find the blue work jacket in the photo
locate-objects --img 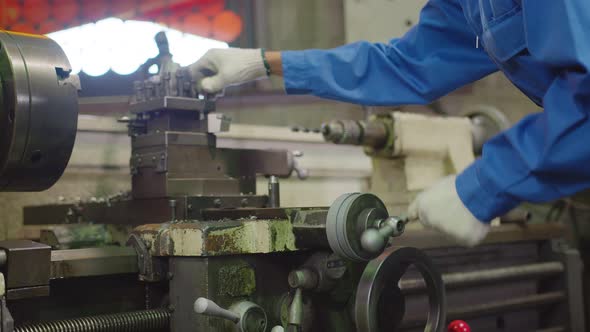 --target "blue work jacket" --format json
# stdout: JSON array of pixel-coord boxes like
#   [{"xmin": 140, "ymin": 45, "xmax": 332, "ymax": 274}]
[{"xmin": 281, "ymin": 0, "xmax": 590, "ymax": 222}]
